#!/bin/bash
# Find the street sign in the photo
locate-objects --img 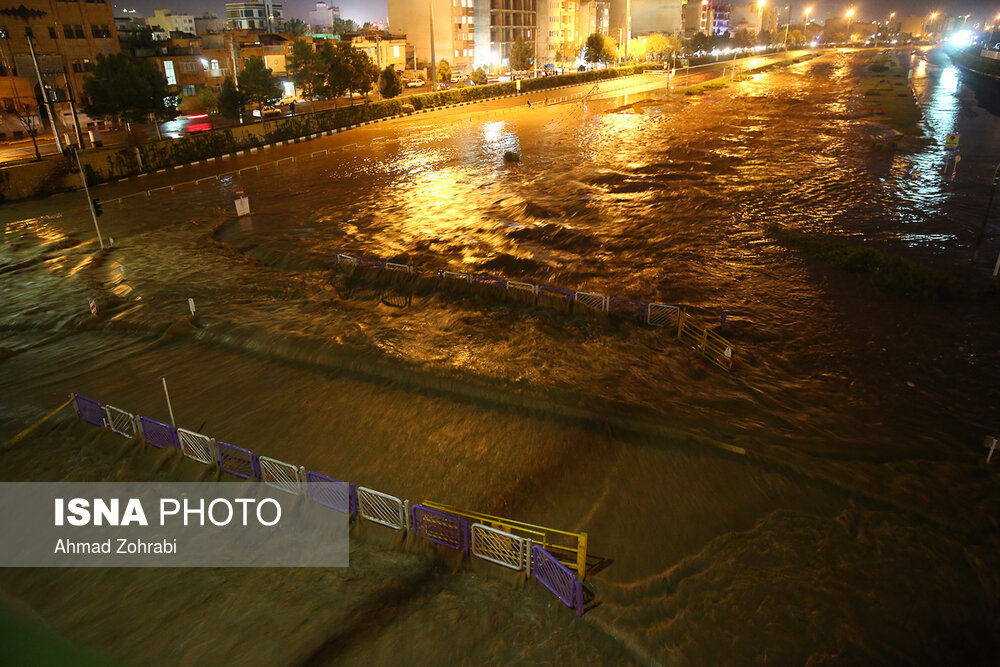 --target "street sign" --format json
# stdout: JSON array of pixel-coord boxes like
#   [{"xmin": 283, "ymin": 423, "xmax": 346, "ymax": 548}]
[
  {"xmin": 236, "ymin": 187, "xmax": 245, "ymax": 197},
  {"xmin": 945, "ymin": 133, "xmax": 959, "ymax": 149},
  {"xmin": 89, "ymin": 299, "xmax": 97, "ymax": 316},
  {"xmin": 235, "ymin": 197, "xmax": 250, "ymax": 217}
]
